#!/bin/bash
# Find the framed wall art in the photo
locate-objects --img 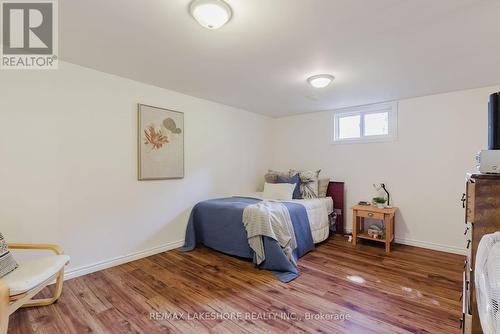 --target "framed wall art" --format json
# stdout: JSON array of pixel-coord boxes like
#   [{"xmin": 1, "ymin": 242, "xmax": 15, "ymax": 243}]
[{"xmin": 138, "ymin": 104, "xmax": 184, "ymax": 180}]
